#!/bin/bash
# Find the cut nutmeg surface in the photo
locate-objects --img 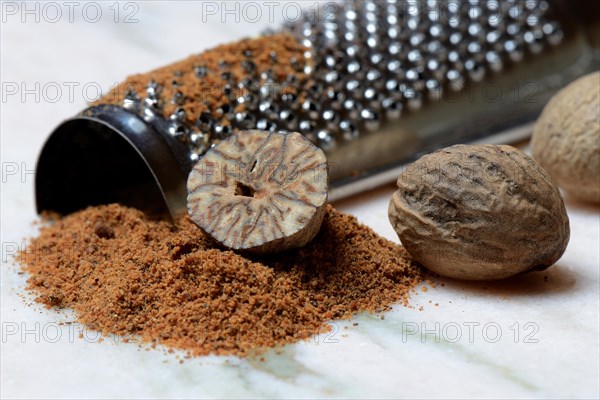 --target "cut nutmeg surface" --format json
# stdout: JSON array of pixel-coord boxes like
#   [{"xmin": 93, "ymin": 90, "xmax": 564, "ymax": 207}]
[
  {"xmin": 388, "ymin": 144, "xmax": 570, "ymax": 281},
  {"xmin": 187, "ymin": 130, "xmax": 328, "ymax": 254}
]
